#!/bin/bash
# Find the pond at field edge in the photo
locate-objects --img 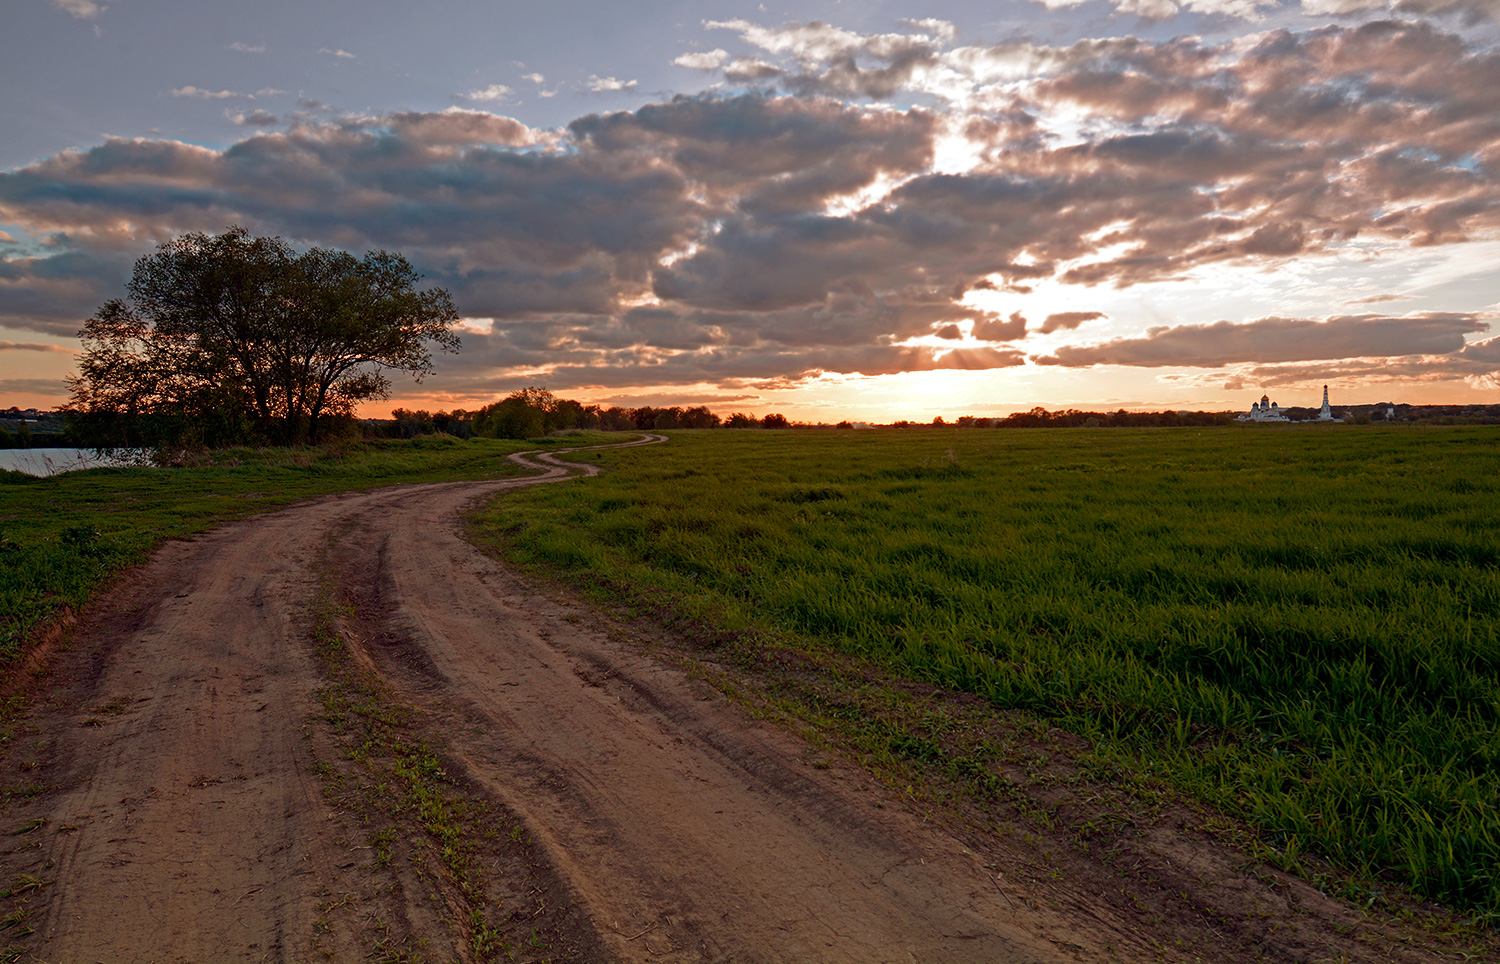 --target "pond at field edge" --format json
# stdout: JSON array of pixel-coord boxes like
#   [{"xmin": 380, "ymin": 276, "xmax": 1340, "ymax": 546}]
[{"xmin": 0, "ymin": 448, "xmax": 145, "ymax": 476}]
